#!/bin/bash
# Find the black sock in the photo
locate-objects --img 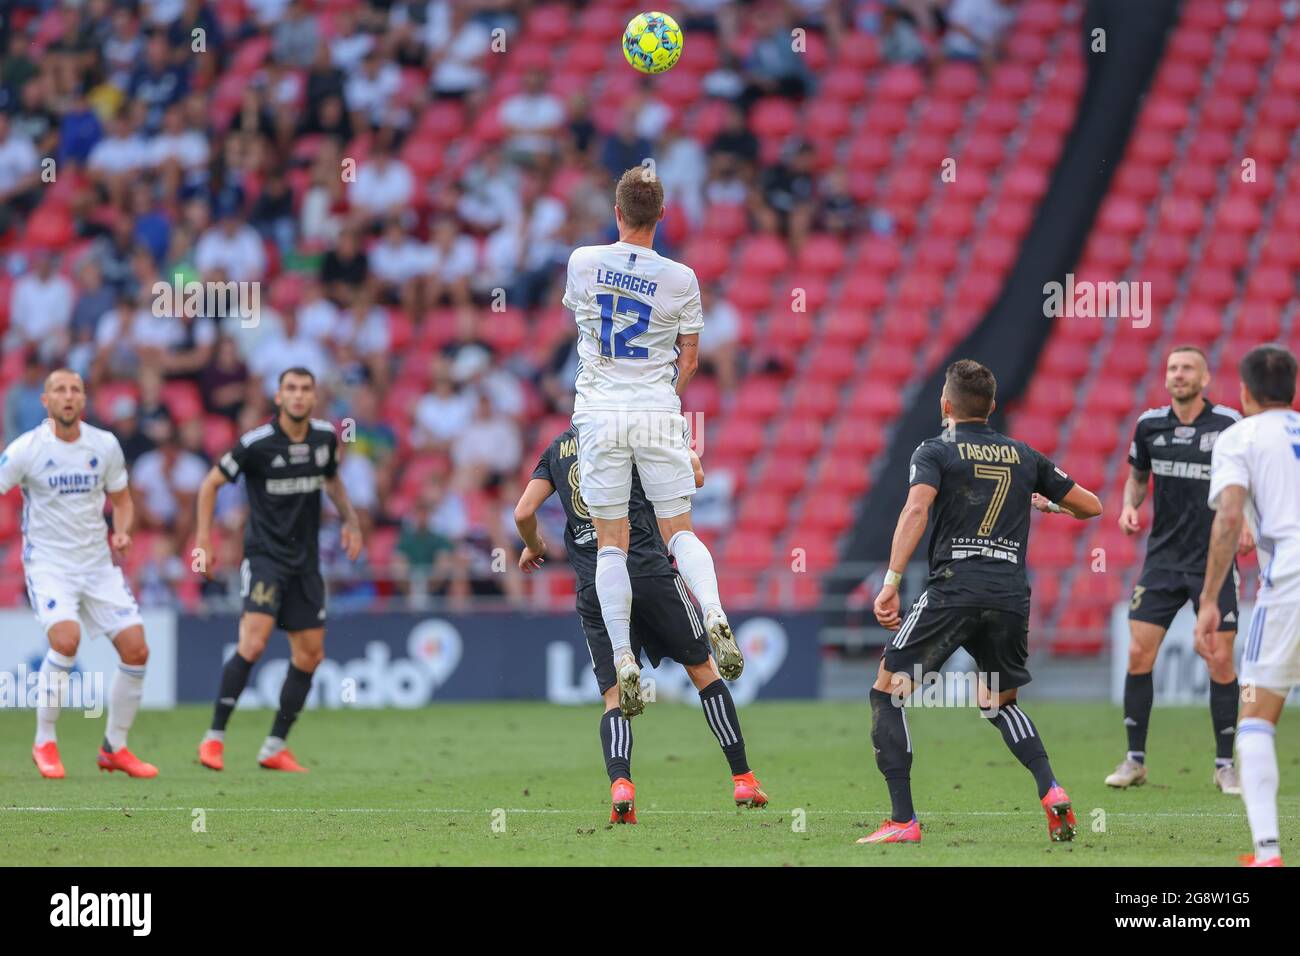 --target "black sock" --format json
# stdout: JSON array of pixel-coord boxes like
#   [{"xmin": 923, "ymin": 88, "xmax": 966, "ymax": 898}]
[
  {"xmin": 599, "ymin": 707, "xmax": 633, "ymax": 782},
  {"xmin": 269, "ymin": 664, "xmax": 314, "ymax": 741},
  {"xmin": 211, "ymin": 652, "xmax": 254, "ymax": 732},
  {"xmin": 699, "ymin": 679, "xmax": 750, "ymax": 775},
  {"xmin": 983, "ymin": 702, "xmax": 1056, "ymax": 799},
  {"xmin": 1123, "ymin": 671, "xmax": 1154, "ymax": 761},
  {"xmin": 1210, "ymin": 679, "xmax": 1239, "ymax": 763},
  {"xmin": 869, "ymin": 688, "xmax": 914, "ymax": 822}
]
